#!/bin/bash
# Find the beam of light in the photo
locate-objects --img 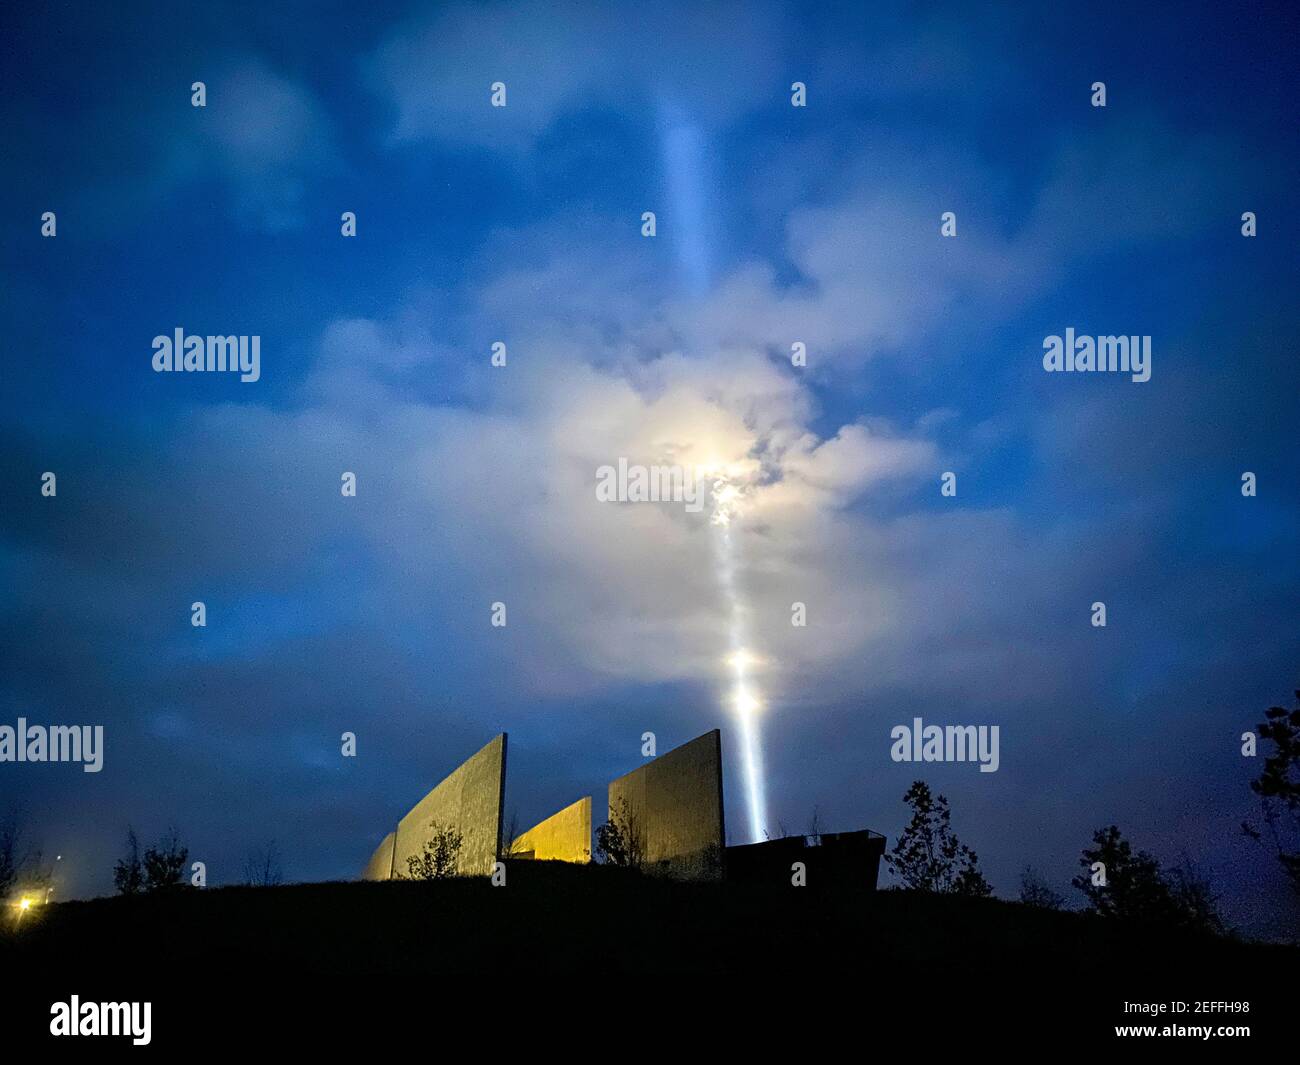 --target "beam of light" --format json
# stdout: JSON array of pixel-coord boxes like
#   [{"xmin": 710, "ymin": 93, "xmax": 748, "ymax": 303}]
[
  {"xmin": 656, "ymin": 96, "xmax": 764, "ymax": 838},
  {"xmin": 708, "ymin": 472, "xmax": 769, "ymax": 842},
  {"xmin": 656, "ymin": 99, "xmax": 714, "ymax": 296}
]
